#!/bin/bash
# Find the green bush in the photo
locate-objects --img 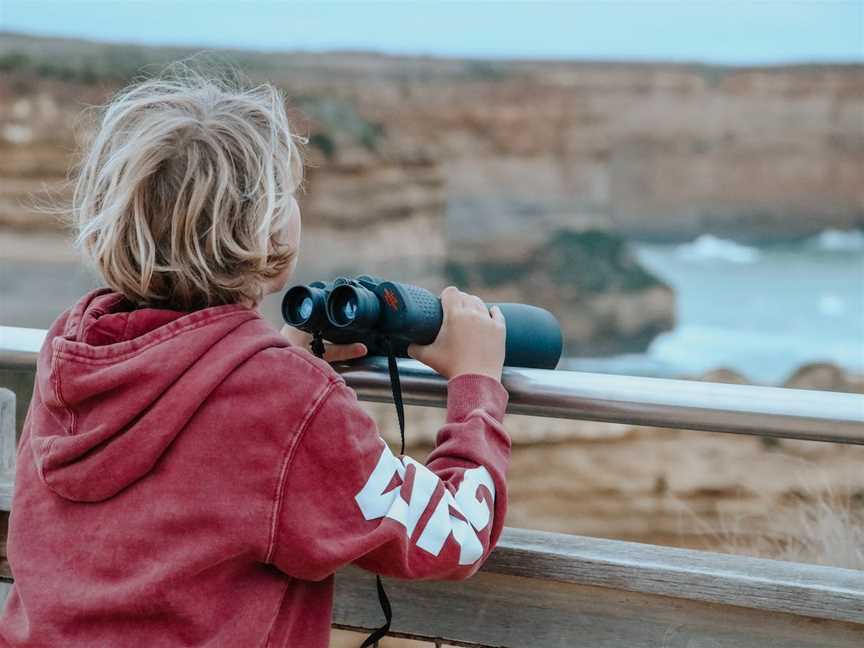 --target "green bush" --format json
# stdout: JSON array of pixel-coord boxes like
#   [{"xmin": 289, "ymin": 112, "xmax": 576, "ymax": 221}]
[
  {"xmin": 308, "ymin": 133, "xmax": 336, "ymax": 160},
  {"xmin": 295, "ymin": 95, "xmax": 385, "ymax": 152},
  {"xmin": 0, "ymin": 52, "xmax": 30, "ymax": 72}
]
